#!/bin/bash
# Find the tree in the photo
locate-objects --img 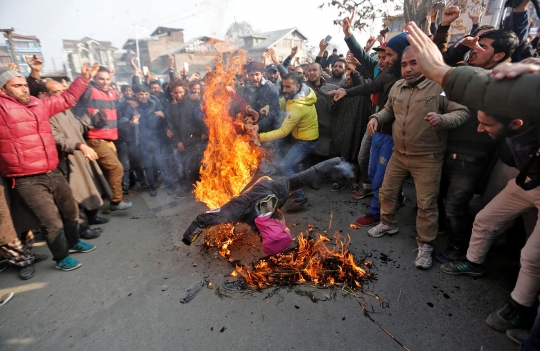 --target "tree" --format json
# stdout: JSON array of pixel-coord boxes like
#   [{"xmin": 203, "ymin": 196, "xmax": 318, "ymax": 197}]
[{"xmin": 225, "ymin": 21, "xmax": 255, "ymax": 39}]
